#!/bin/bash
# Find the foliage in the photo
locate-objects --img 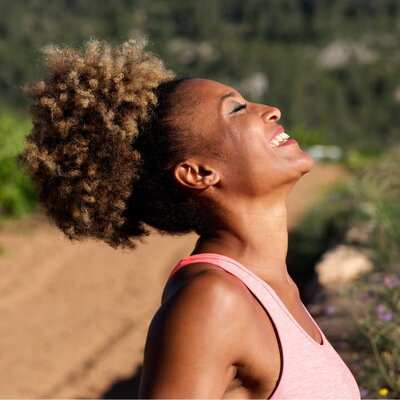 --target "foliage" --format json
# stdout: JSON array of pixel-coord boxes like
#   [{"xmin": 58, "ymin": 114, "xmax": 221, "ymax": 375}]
[
  {"xmin": 289, "ymin": 147, "xmax": 400, "ymax": 398},
  {"xmin": 0, "ymin": 0, "xmax": 399, "ymax": 151},
  {"xmin": 0, "ymin": 114, "xmax": 37, "ymax": 221},
  {"xmin": 345, "ymin": 148, "xmax": 400, "ymax": 398},
  {"xmin": 348, "ymin": 272, "xmax": 400, "ymax": 398}
]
